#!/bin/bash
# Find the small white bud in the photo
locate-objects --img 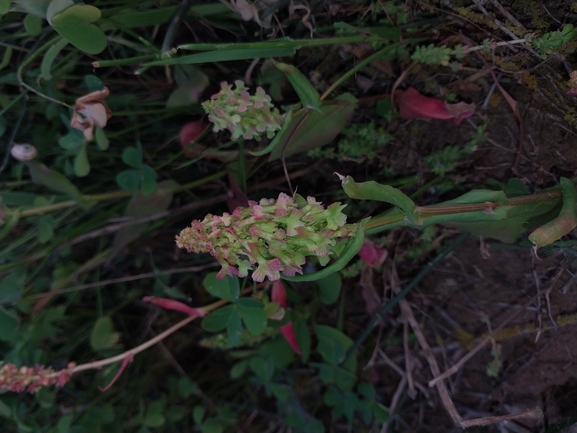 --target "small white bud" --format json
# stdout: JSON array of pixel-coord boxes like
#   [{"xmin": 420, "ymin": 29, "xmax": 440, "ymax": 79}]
[{"xmin": 11, "ymin": 143, "xmax": 38, "ymax": 161}]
